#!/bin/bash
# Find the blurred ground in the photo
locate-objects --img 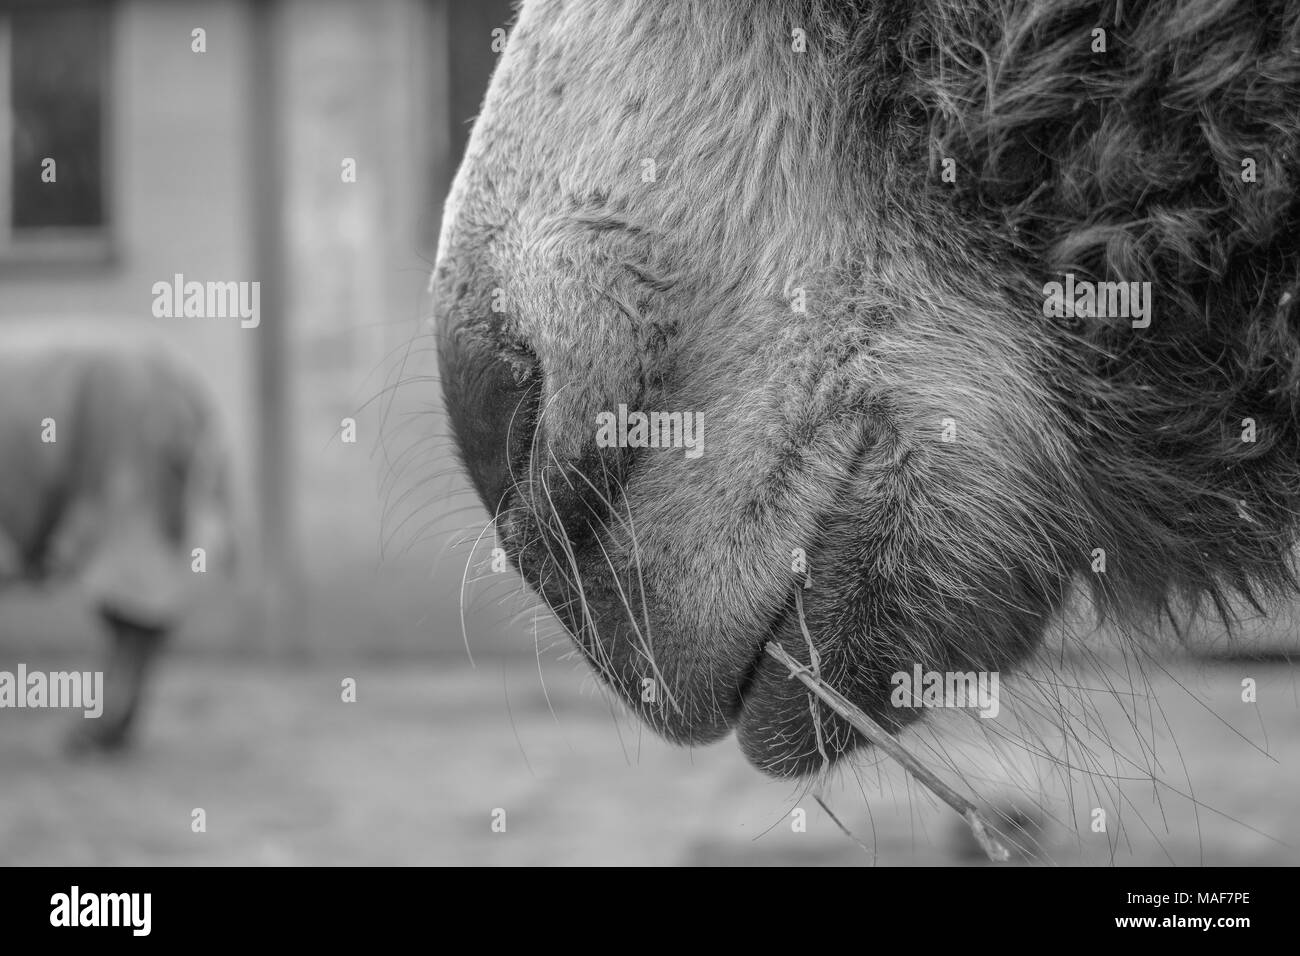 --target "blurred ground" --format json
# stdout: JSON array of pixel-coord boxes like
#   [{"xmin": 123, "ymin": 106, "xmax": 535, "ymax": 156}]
[{"xmin": 2, "ymin": 645, "xmax": 1297, "ymax": 866}]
